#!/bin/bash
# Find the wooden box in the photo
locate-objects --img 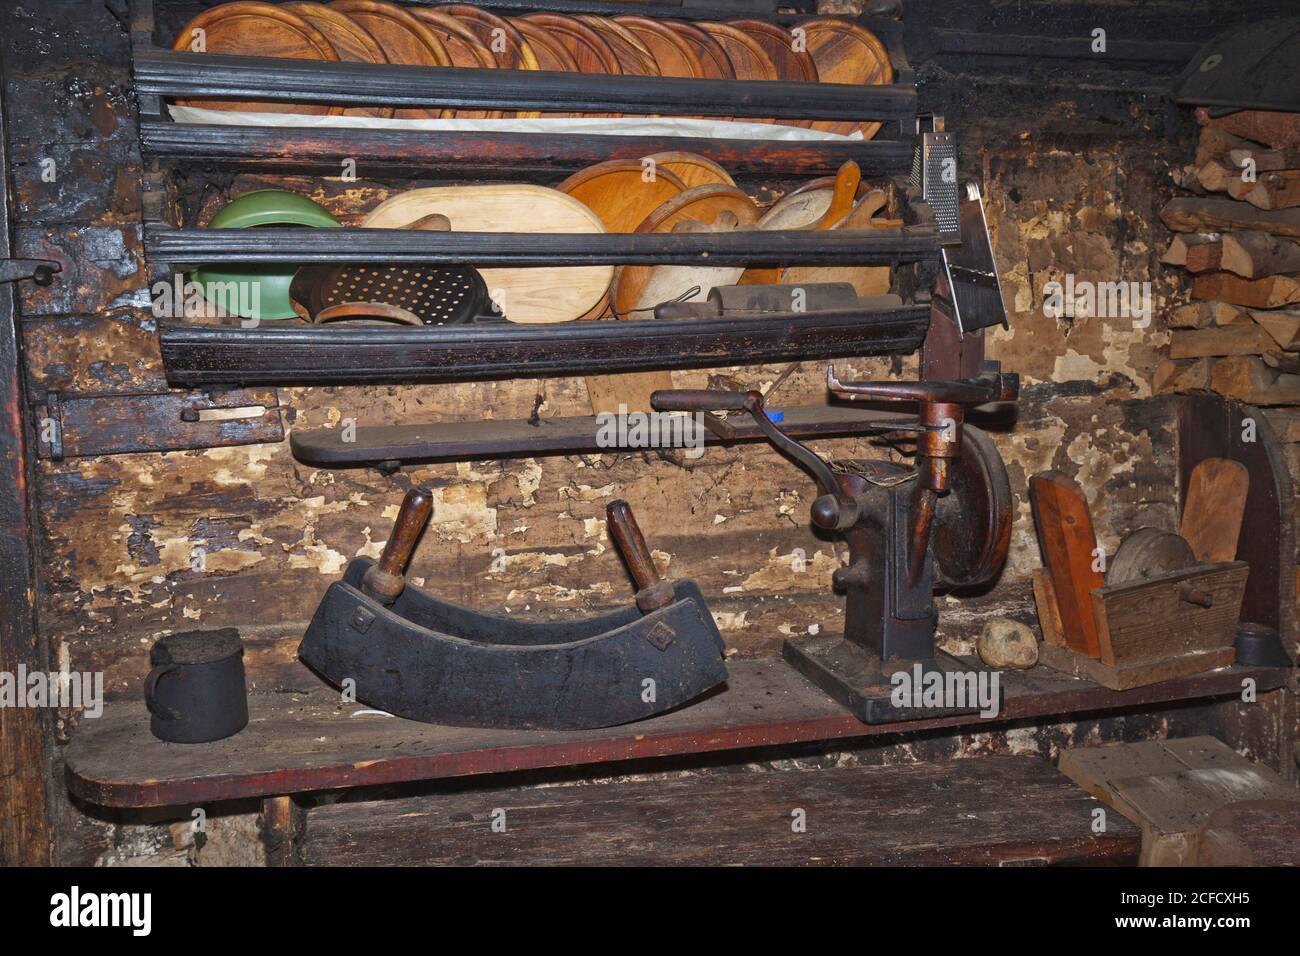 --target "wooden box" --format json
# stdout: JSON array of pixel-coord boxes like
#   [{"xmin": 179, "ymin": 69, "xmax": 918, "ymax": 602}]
[{"xmin": 1036, "ymin": 561, "xmax": 1247, "ymax": 690}]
